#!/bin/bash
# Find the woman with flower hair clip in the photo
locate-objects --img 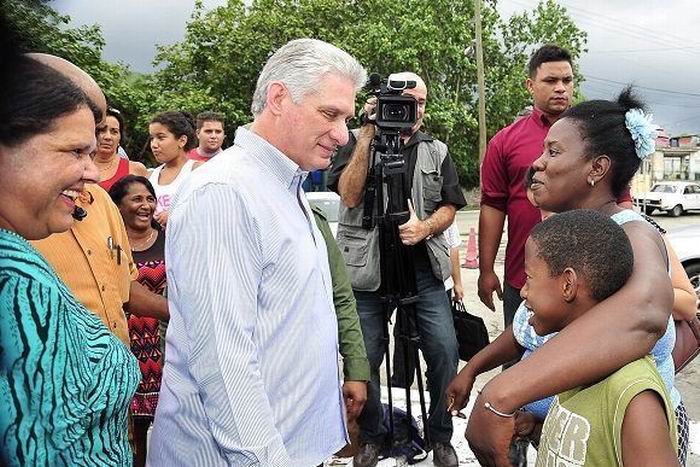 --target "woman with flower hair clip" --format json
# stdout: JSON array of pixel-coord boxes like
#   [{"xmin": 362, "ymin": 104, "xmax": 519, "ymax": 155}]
[{"xmin": 452, "ymin": 87, "xmax": 692, "ymax": 466}]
